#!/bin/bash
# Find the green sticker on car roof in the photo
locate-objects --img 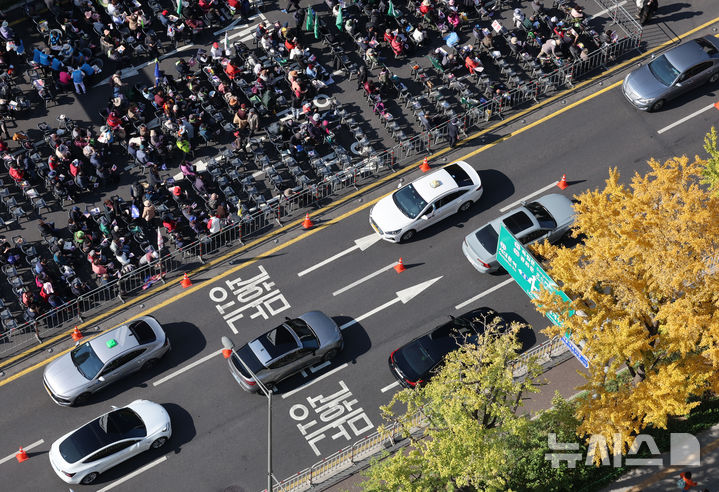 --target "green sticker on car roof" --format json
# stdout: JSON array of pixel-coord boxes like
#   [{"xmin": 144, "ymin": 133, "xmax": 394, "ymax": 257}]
[{"xmin": 106, "ymin": 339, "xmax": 117, "ymax": 348}]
